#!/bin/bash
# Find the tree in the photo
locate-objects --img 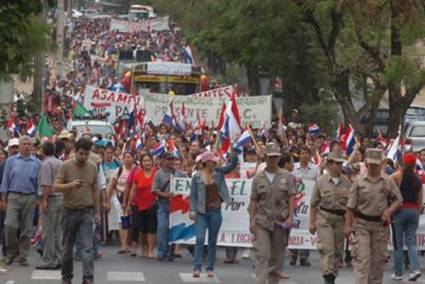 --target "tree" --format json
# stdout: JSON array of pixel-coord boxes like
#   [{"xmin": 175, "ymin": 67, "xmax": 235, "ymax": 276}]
[
  {"xmin": 0, "ymin": 1, "xmax": 50, "ymax": 79},
  {"xmin": 295, "ymin": 0, "xmax": 425, "ymax": 137}
]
